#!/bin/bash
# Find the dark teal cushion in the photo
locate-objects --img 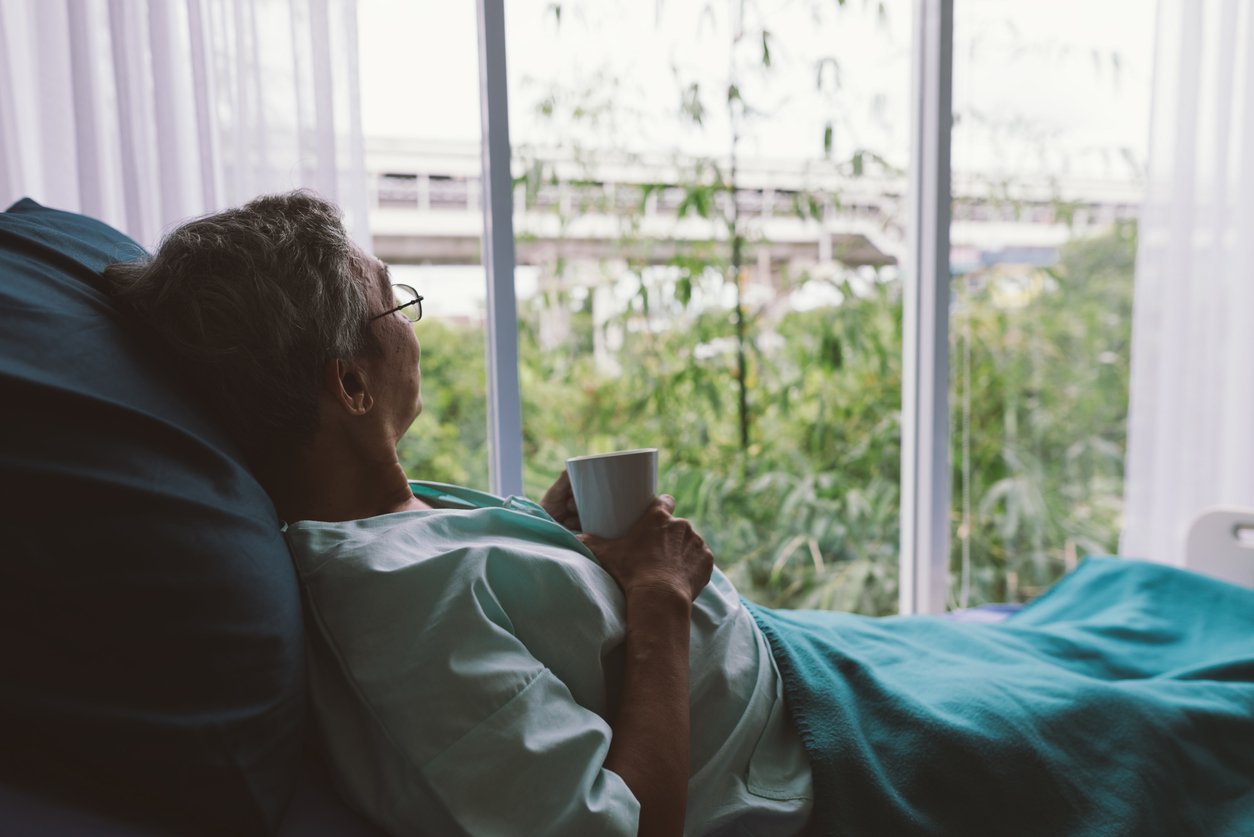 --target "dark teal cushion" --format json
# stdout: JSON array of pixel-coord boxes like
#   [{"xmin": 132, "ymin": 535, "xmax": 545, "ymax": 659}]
[{"xmin": 0, "ymin": 199, "xmax": 305, "ymax": 835}]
